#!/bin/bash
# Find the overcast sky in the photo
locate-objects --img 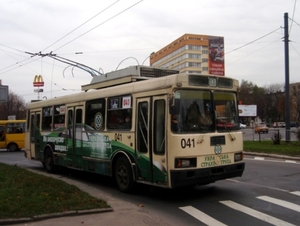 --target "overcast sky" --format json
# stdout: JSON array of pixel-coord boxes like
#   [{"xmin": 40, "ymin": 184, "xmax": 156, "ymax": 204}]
[{"xmin": 0, "ymin": 0, "xmax": 299, "ymax": 103}]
